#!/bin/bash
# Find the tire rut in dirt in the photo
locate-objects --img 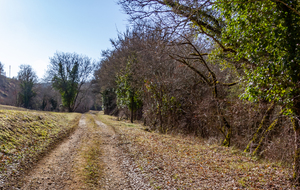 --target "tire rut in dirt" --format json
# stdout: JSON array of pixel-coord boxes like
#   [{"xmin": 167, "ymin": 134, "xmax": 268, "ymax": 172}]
[
  {"xmin": 21, "ymin": 115, "xmax": 87, "ymax": 190},
  {"xmin": 94, "ymin": 119, "xmax": 152, "ymax": 190}
]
